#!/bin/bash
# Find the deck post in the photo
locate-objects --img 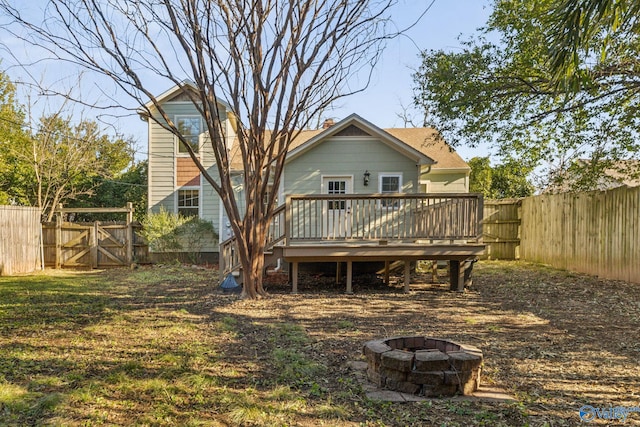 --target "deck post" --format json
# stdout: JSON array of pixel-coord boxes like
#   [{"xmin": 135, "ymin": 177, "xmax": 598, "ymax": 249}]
[
  {"xmin": 346, "ymin": 261, "xmax": 353, "ymax": 294},
  {"xmin": 384, "ymin": 261, "xmax": 390, "ymax": 285},
  {"xmin": 336, "ymin": 262, "xmax": 341, "ymax": 284},
  {"xmin": 292, "ymin": 262, "xmax": 299, "ymax": 294},
  {"xmin": 403, "ymin": 260, "xmax": 411, "ymax": 293},
  {"xmin": 449, "ymin": 260, "xmax": 465, "ymax": 292}
]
